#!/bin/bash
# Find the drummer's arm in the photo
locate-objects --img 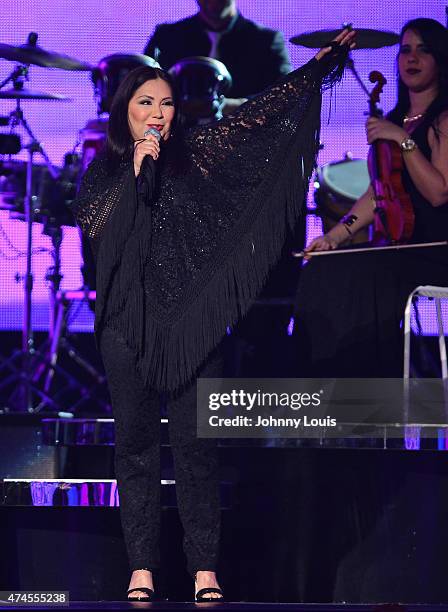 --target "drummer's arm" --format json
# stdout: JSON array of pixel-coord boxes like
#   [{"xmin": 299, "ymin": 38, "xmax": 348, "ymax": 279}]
[{"xmin": 306, "ymin": 185, "xmax": 375, "ymax": 251}]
